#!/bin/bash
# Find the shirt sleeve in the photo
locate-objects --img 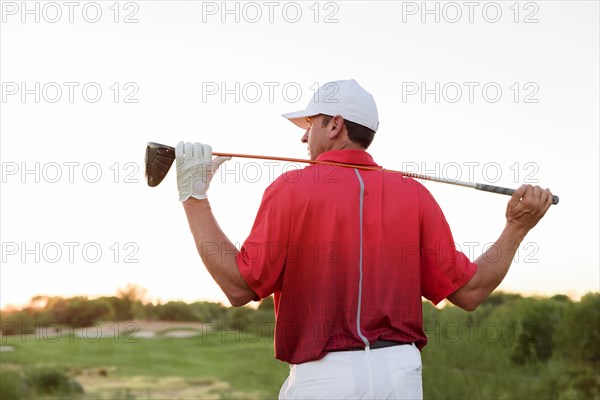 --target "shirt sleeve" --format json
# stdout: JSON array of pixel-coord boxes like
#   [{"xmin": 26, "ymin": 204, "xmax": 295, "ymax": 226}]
[
  {"xmin": 418, "ymin": 185, "xmax": 478, "ymax": 305},
  {"xmin": 236, "ymin": 176, "xmax": 292, "ymax": 300}
]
